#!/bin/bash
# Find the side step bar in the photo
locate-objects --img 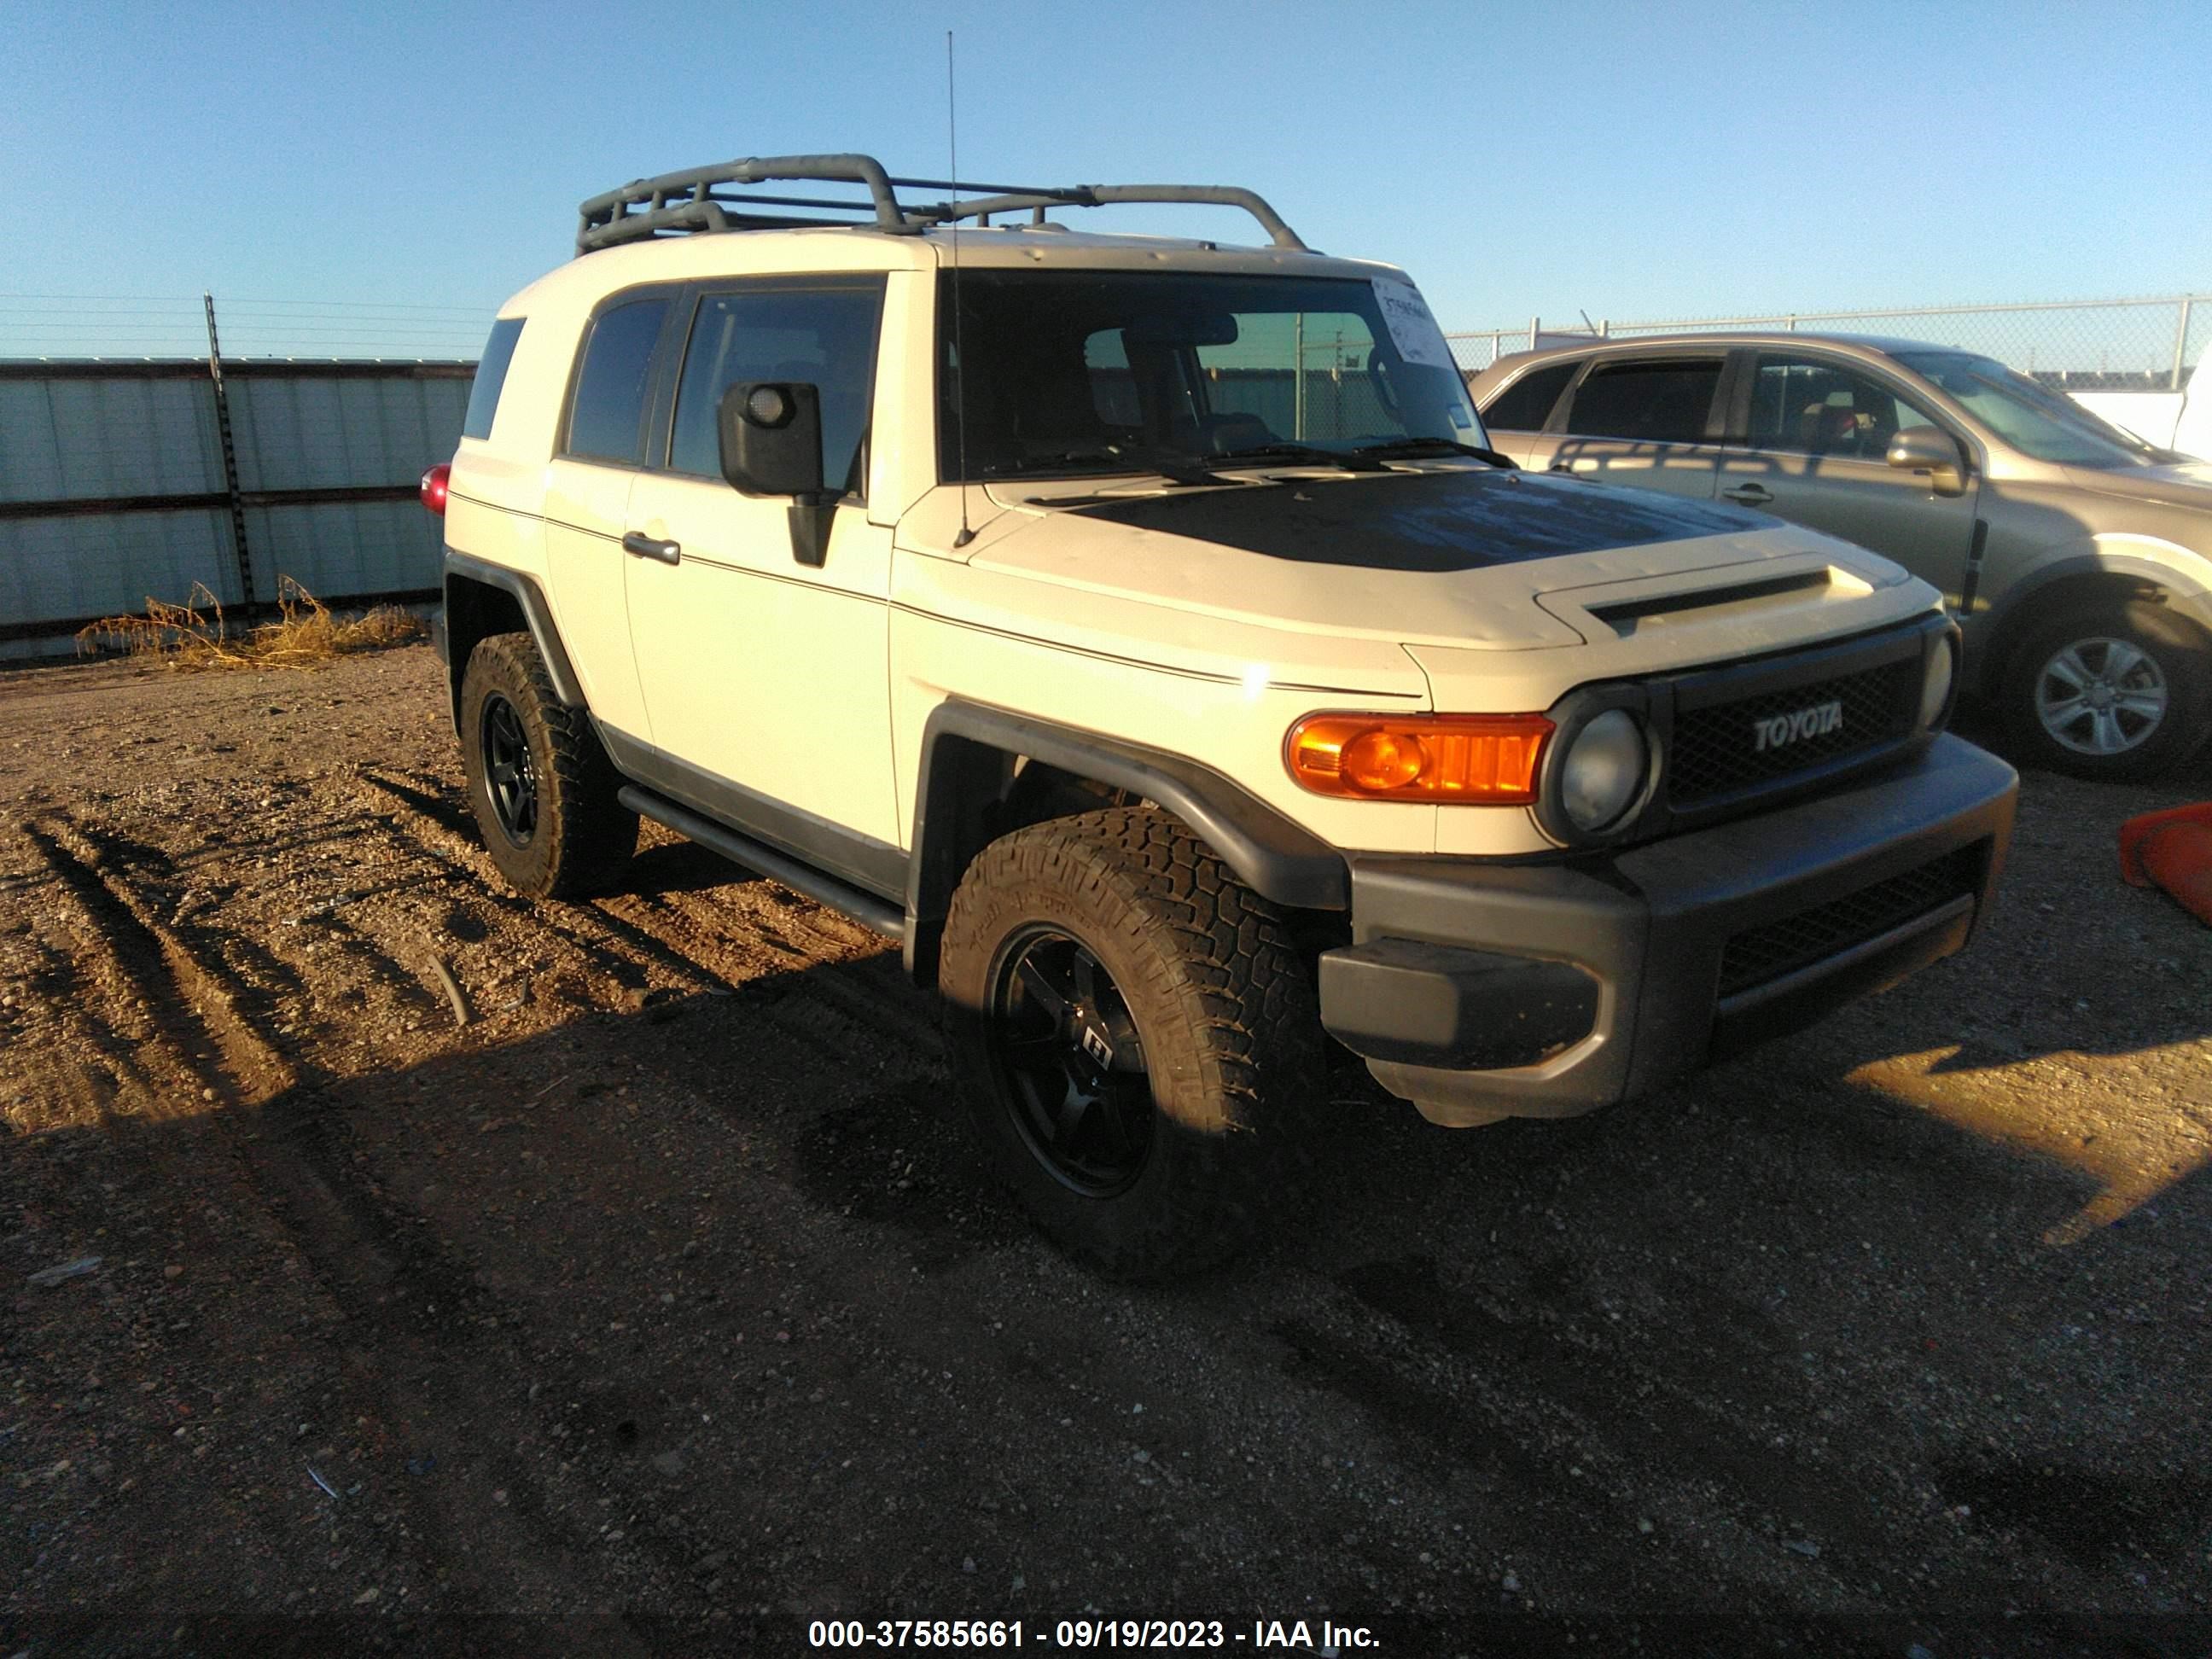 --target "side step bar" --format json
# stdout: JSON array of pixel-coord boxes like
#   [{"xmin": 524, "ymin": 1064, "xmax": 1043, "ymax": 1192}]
[{"xmin": 616, "ymin": 785, "xmax": 907, "ymax": 941}]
